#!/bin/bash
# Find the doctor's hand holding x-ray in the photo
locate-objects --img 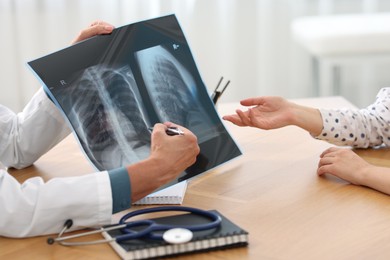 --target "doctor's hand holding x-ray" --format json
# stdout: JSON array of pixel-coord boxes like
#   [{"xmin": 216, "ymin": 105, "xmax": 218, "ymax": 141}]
[{"xmin": 0, "ymin": 21, "xmax": 200, "ymax": 238}]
